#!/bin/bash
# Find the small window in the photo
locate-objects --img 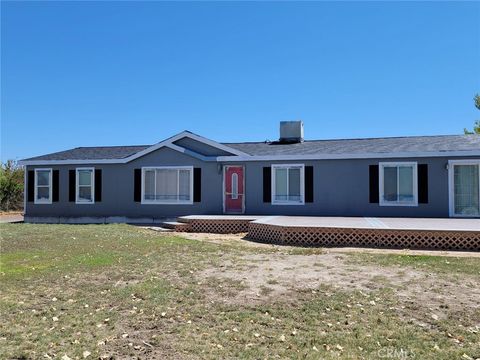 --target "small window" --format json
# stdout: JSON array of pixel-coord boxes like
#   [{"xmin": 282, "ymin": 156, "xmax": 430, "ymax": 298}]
[
  {"xmin": 231, "ymin": 173, "xmax": 238, "ymax": 200},
  {"xmin": 34, "ymin": 169, "xmax": 52, "ymax": 204},
  {"xmin": 379, "ymin": 162, "xmax": 418, "ymax": 206},
  {"xmin": 76, "ymin": 168, "xmax": 95, "ymax": 204},
  {"xmin": 142, "ymin": 166, "xmax": 193, "ymax": 204},
  {"xmin": 272, "ymin": 164, "xmax": 304, "ymax": 205}
]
